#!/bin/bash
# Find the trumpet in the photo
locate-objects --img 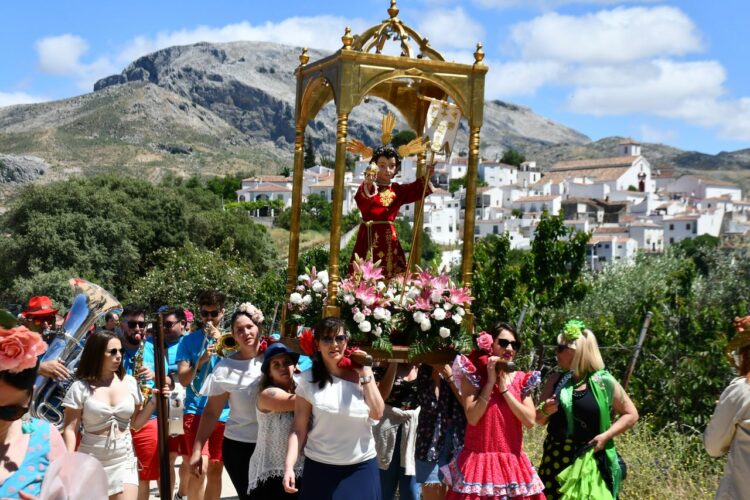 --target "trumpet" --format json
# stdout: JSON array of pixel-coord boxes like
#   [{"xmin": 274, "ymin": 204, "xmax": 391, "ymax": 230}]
[
  {"xmin": 188, "ymin": 322, "xmax": 235, "ymax": 394},
  {"xmin": 216, "ymin": 333, "xmax": 239, "ymax": 358}
]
